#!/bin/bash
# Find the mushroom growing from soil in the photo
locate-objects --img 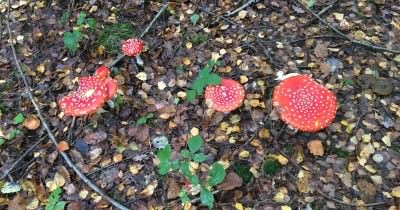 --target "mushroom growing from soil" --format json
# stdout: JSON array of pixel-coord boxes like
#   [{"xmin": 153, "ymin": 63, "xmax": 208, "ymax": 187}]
[
  {"xmin": 272, "ymin": 74, "xmax": 337, "ymax": 132},
  {"xmin": 58, "ymin": 66, "xmax": 117, "ymax": 116},
  {"xmin": 121, "ymin": 38, "xmax": 144, "ymax": 57},
  {"xmin": 204, "ymin": 79, "xmax": 245, "ymax": 112}
]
